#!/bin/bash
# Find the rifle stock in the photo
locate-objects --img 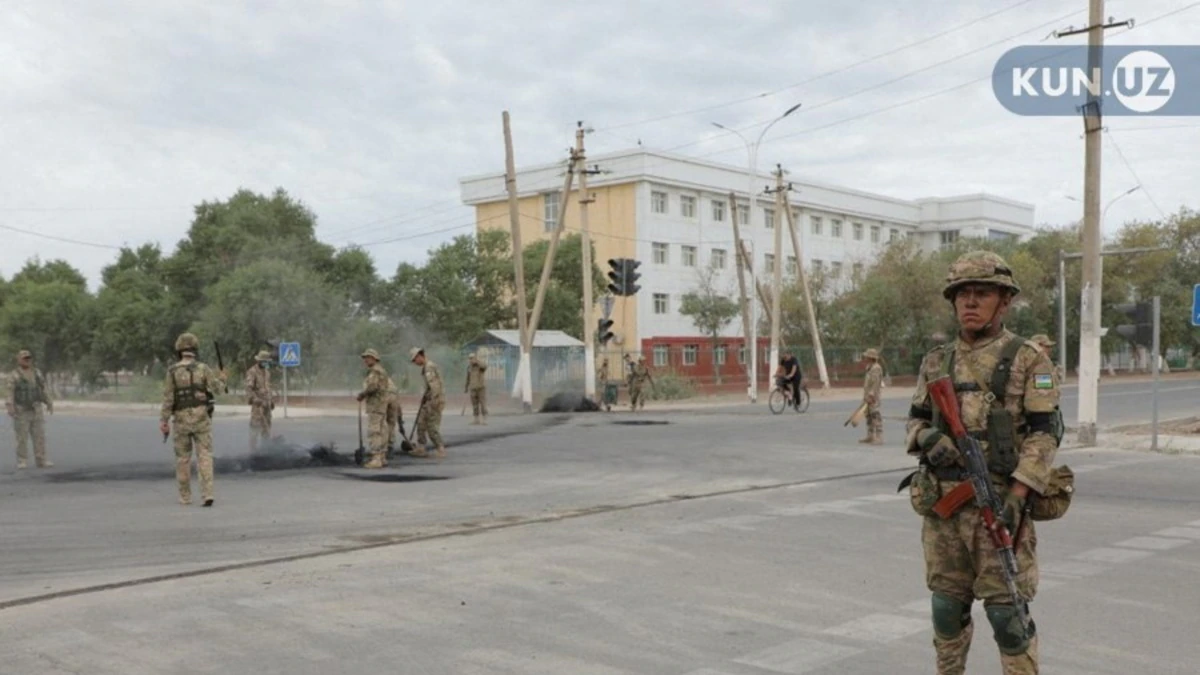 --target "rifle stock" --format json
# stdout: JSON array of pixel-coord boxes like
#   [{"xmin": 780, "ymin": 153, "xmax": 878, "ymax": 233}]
[{"xmin": 927, "ymin": 375, "xmax": 1033, "ymax": 638}]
